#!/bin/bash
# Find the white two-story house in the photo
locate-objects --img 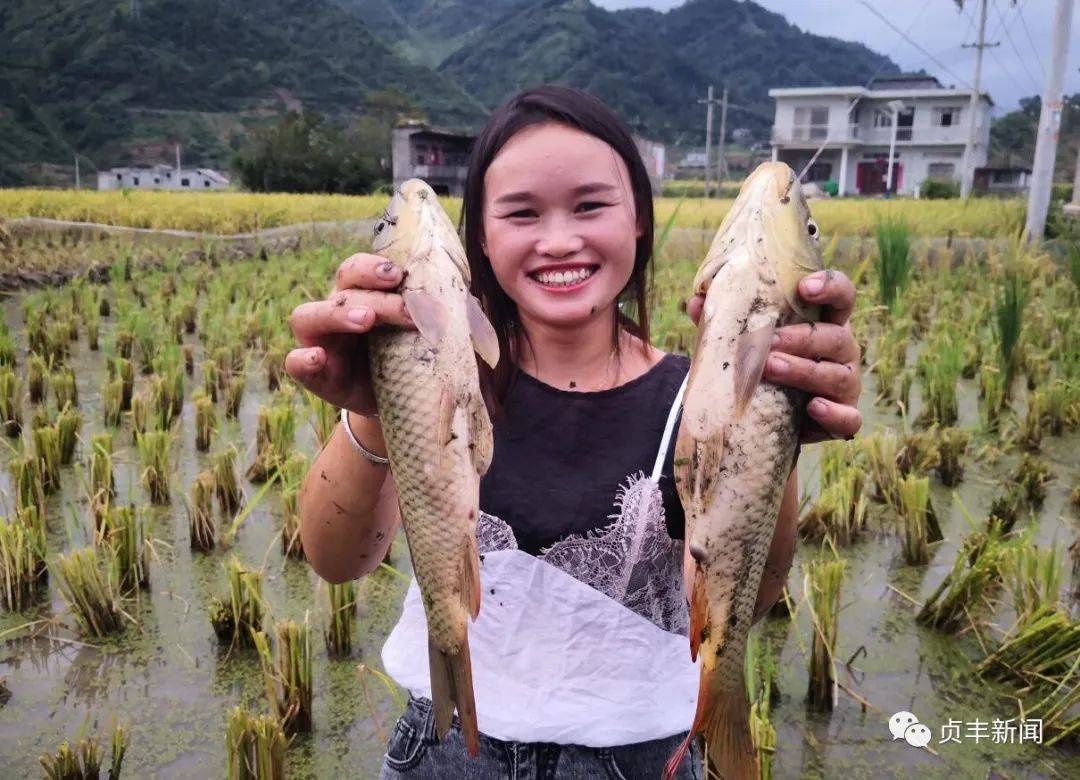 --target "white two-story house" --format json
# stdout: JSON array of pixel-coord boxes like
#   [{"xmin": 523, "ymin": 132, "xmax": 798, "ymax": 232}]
[{"xmin": 768, "ymin": 75, "xmax": 992, "ymax": 196}]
